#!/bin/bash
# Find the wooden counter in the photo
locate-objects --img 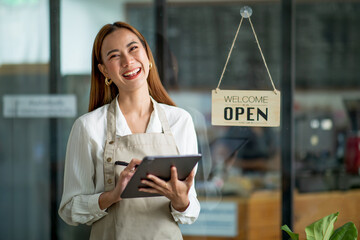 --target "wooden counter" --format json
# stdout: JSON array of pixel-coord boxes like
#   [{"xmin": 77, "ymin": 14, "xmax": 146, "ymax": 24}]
[{"xmin": 184, "ymin": 189, "xmax": 360, "ymax": 240}]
